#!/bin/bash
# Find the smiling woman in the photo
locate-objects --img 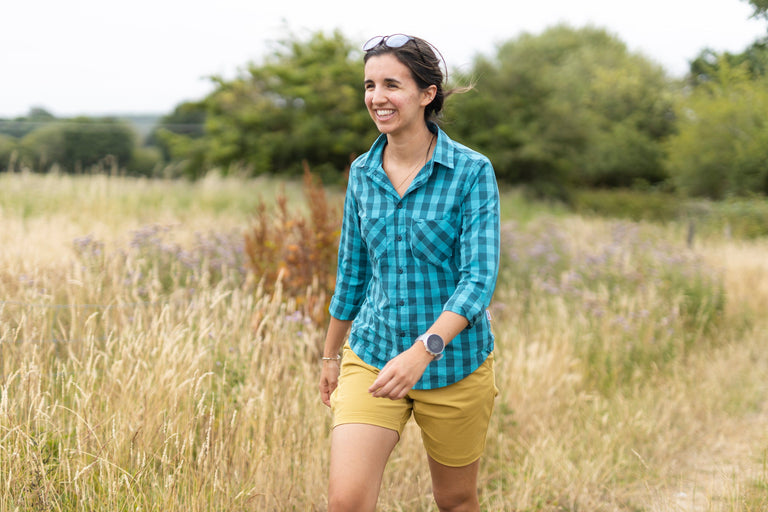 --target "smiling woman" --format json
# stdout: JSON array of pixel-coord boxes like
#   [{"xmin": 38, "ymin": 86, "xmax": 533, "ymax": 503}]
[{"xmin": 318, "ymin": 34, "xmax": 501, "ymax": 512}]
